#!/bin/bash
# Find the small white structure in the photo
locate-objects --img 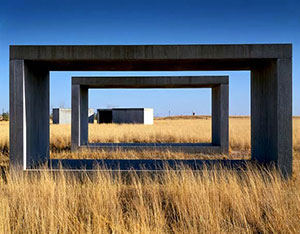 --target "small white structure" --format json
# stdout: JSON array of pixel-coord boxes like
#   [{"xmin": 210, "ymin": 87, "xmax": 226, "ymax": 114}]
[
  {"xmin": 53, "ymin": 108, "xmax": 94, "ymax": 124},
  {"xmin": 113, "ymin": 108, "xmax": 153, "ymax": 125}
]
